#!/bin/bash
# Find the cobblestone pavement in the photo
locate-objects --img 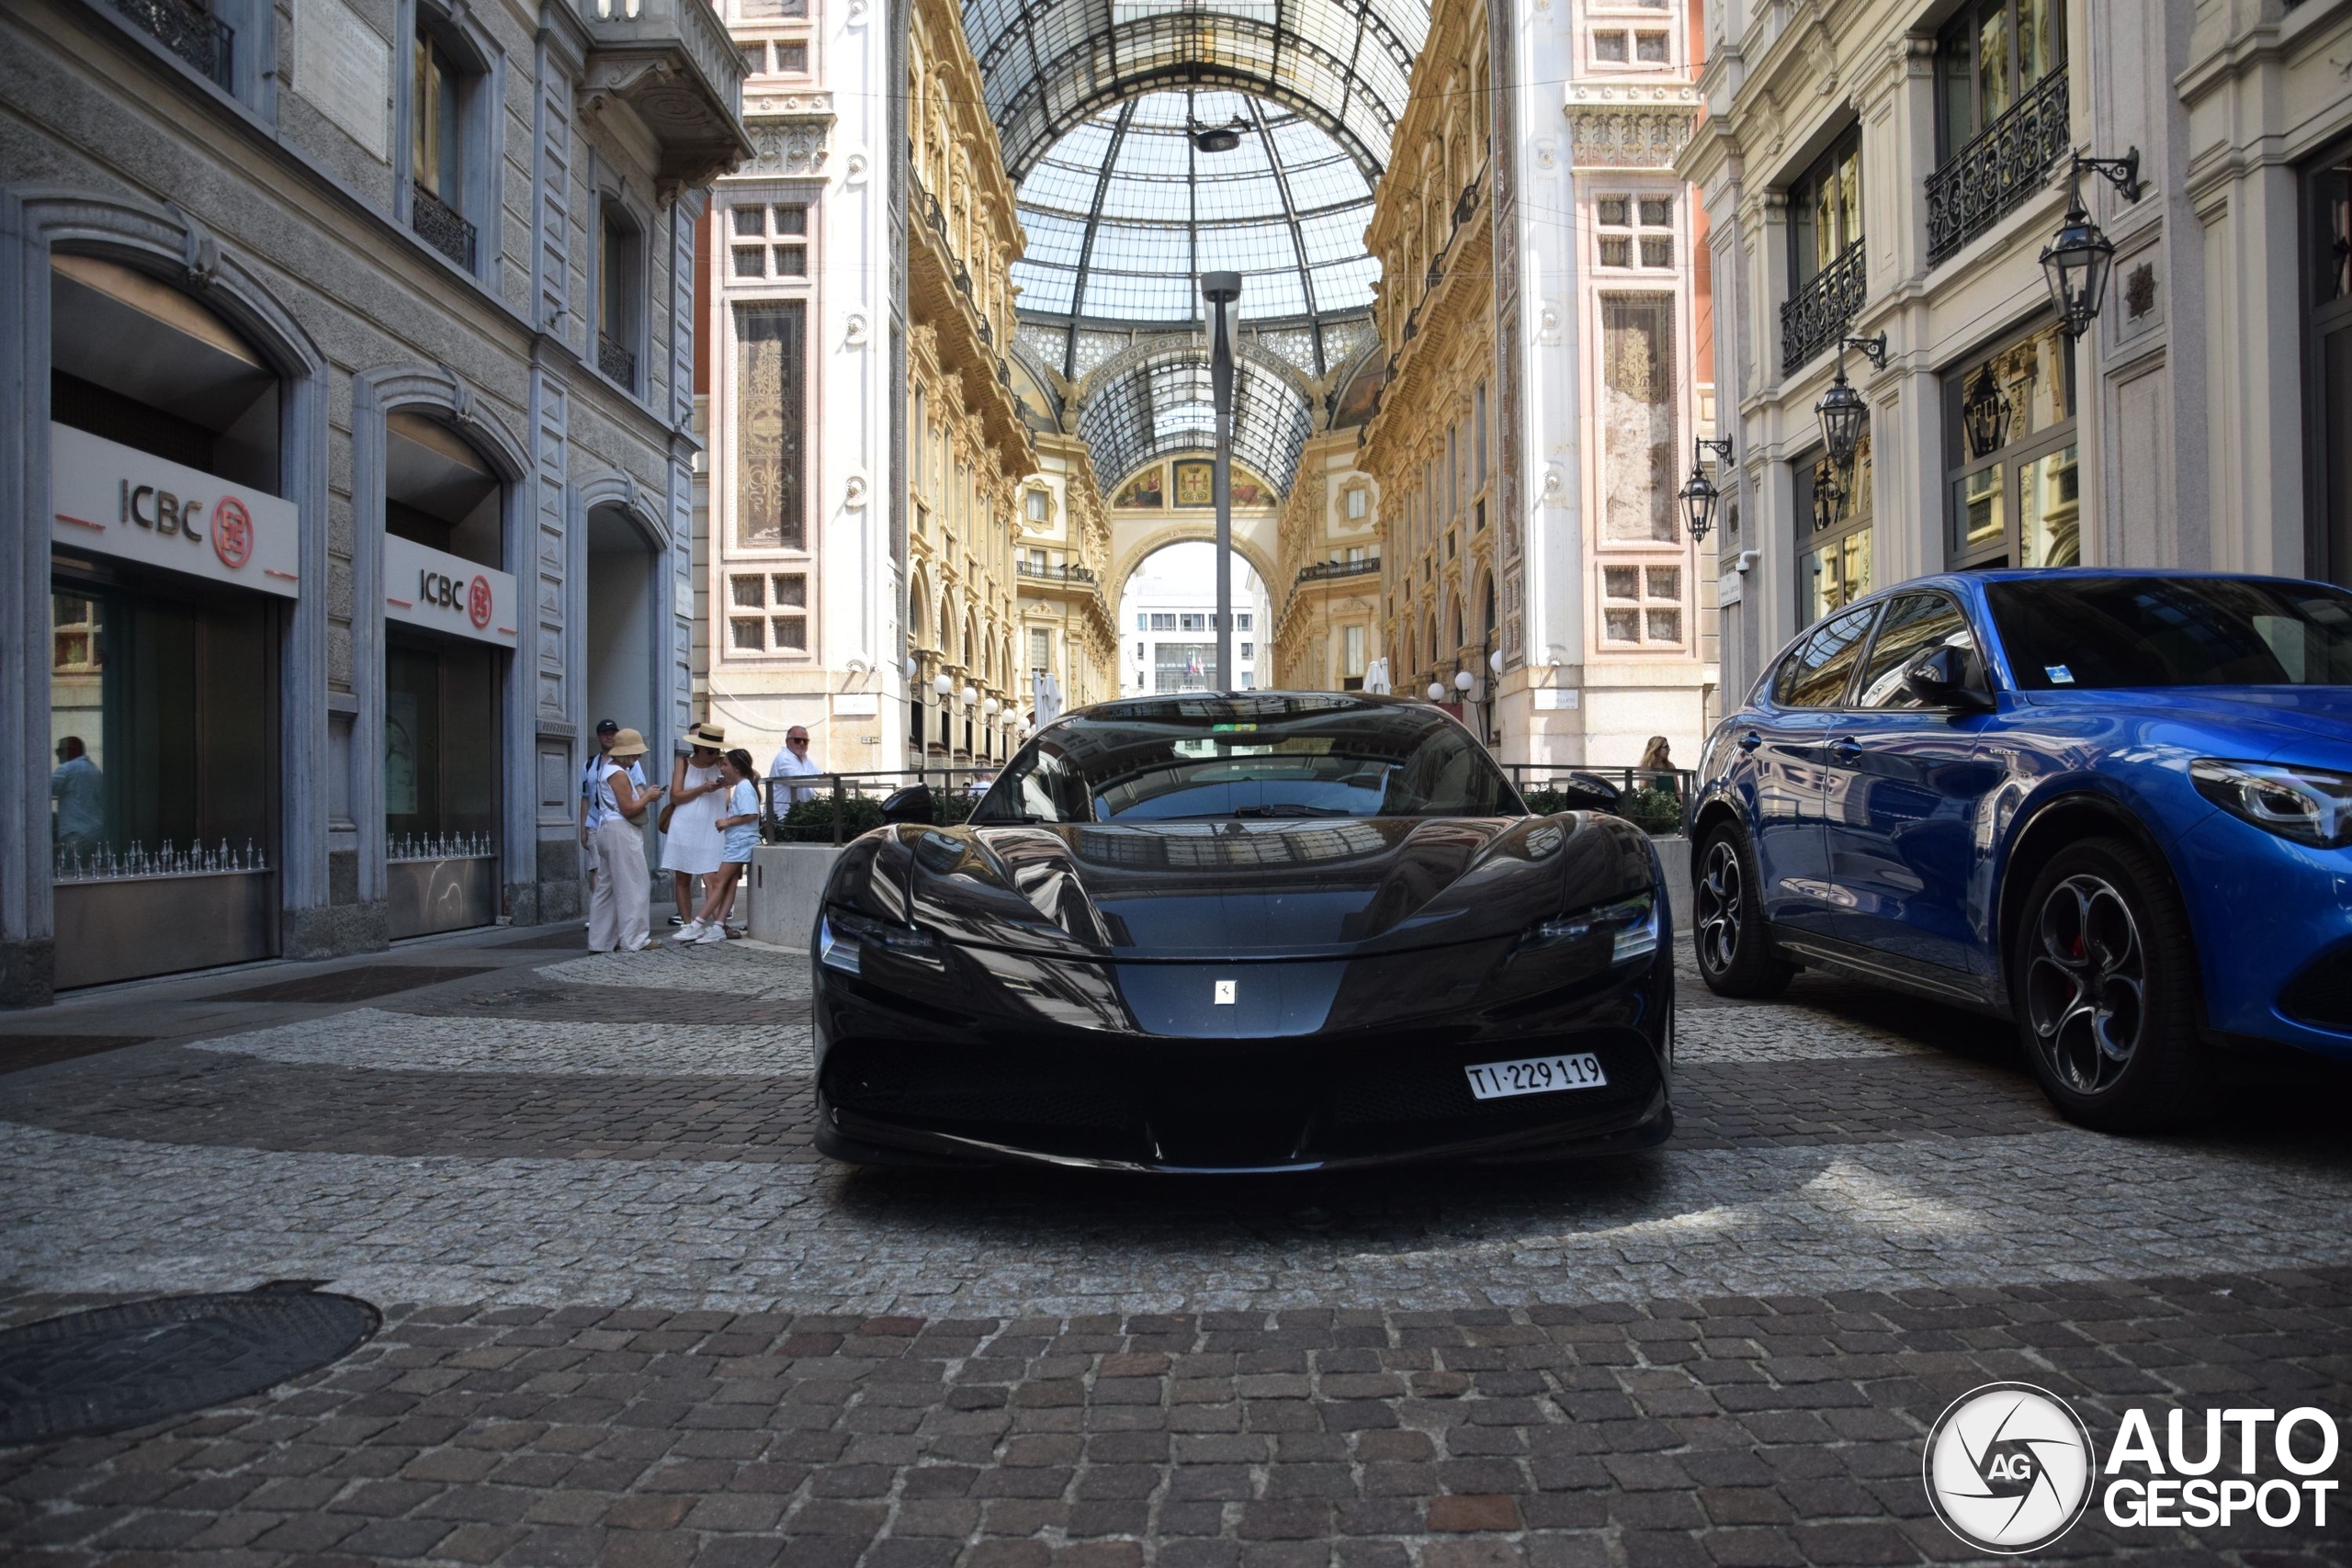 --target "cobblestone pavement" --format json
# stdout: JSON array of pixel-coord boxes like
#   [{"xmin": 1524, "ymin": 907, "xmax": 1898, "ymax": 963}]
[{"xmin": 2, "ymin": 926, "xmax": 2346, "ymax": 1565}]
